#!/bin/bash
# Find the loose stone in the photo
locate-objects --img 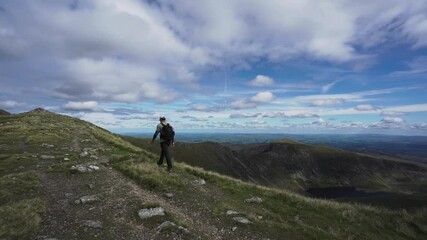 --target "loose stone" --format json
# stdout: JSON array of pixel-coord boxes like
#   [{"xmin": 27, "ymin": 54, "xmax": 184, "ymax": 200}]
[
  {"xmin": 244, "ymin": 196, "xmax": 263, "ymax": 203},
  {"xmin": 233, "ymin": 217, "xmax": 252, "ymax": 224},
  {"xmin": 138, "ymin": 207, "xmax": 165, "ymax": 219}
]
